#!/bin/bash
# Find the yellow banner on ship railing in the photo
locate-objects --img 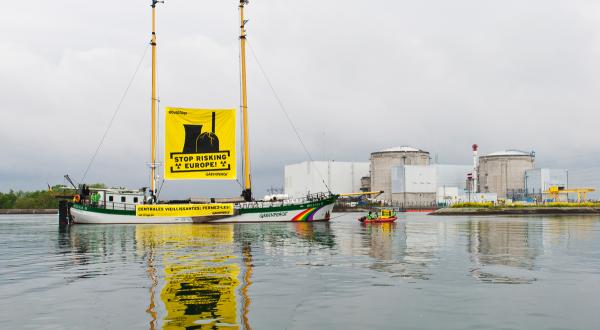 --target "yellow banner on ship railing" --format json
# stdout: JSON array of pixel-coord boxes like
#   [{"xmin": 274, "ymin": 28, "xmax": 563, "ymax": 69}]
[
  {"xmin": 164, "ymin": 107, "xmax": 236, "ymax": 180},
  {"xmin": 136, "ymin": 204, "xmax": 234, "ymax": 217}
]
